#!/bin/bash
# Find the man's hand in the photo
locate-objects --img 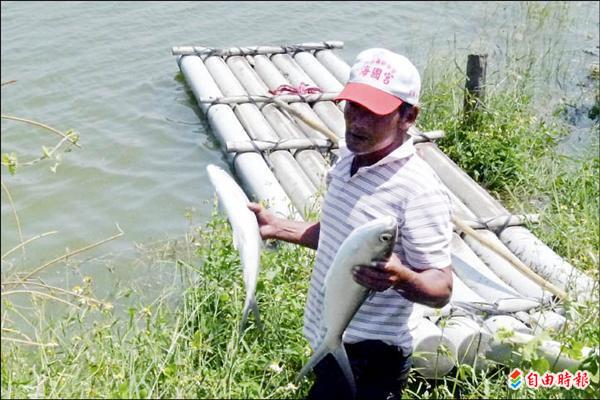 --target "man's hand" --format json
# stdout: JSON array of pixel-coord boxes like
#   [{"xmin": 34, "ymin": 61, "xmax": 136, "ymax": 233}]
[
  {"xmin": 247, "ymin": 202, "xmax": 278, "ymax": 240},
  {"xmin": 247, "ymin": 202, "xmax": 320, "ymax": 249},
  {"xmin": 352, "ymin": 254, "xmax": 453, "ymax": 308},
  {"xmin": 352, "ymin": 253, "xmax": 414, "ymax": 292}
]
